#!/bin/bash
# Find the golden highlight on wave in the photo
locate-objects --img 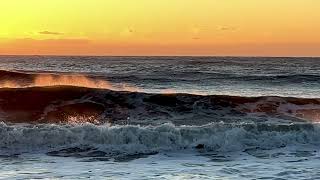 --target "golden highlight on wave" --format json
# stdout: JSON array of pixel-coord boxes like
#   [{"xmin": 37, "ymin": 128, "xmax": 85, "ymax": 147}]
[{"xmin": 0, "ymin": 74, "xmax": 140, "ymax": 92}]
